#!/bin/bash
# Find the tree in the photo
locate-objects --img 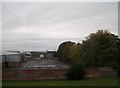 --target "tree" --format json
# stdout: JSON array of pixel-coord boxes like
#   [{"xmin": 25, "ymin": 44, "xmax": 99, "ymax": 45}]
[
  {"xmin": 56, "ymin": 41, "xmax": 76, "ymax": 63},
  {"xmin": 79, "ymin": 30, "xmax": 119, "ymax": 67},
  {"xmin": 56, "ymin": 30, "xmax": 120, "ymax": 69}
]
